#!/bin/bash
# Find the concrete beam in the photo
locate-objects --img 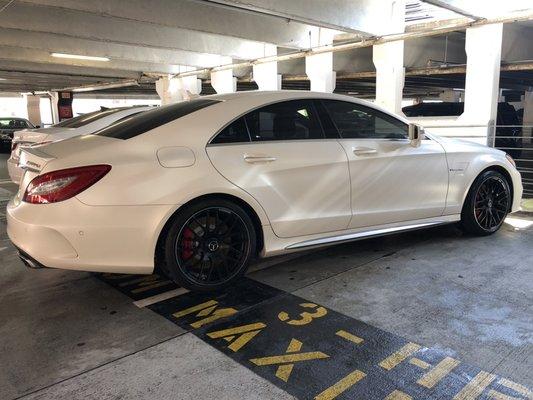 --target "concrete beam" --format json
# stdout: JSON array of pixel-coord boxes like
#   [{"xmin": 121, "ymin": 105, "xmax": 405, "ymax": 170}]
[
  {"xmin": 14, "ymin": 0, "xmax": 320, "ymax": 49},
  {"xmin": 0, "ymin": 60, "xmax": 141, "ymax": 80},
  {"xmin": 202, "ymin": 0, "xmax": 395, "ymax": 35},
  {"xmin": 0, "ymin": 45, "xmax": 209, "ymax": 75},
  {"xmin": 420, "ymin": 0, "xmax": 533, "ymax": 19},
  {"xmin": 420, "ymin": 0, "xmax": 482, "ymax": 20},
  {"xmin": 0, "ymin": 1, "xmax": 268, "ymax": 62},
  {"xmin": 0, "ymin": 27, "xmax": 231, "ymax": 70}
]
